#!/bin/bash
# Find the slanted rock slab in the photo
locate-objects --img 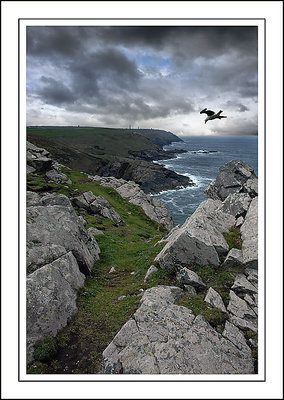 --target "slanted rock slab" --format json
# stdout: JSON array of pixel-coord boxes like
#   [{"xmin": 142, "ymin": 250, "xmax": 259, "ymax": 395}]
[
  {"xmin": 102, "ymin": 285, "xmax": 254, "ymax": 374},
  {"xmin": 204, "ymin": 287, "xmax": 227, "ymax": 313}
]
